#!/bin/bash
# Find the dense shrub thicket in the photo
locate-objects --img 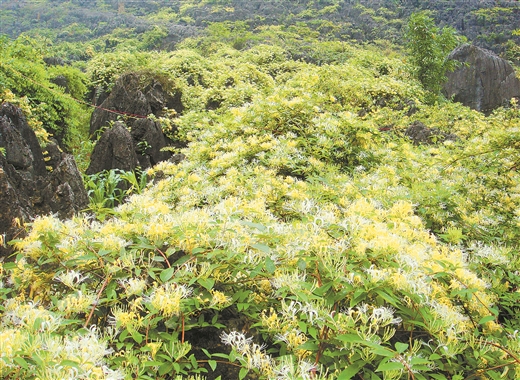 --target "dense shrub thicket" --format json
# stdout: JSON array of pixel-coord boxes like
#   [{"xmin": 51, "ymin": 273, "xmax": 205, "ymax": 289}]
[
  {"xmin": 1, "ymin": 32, "xmax": 519, "ymax": 379},
  {"xmin": 0, "ymin": 35, "xmax": 90, "ymax": 149}
]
